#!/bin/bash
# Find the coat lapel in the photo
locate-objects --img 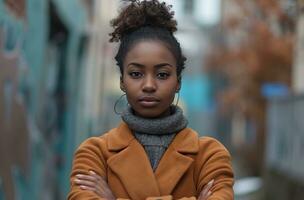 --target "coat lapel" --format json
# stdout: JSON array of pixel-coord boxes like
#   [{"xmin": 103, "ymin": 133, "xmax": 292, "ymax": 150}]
[
  {"xmin": 155, "ymin": 128, "xmax": 199, "ymax": 195},
  {"xmin": 107, "ymin": 122, "xmax": 160, "ymax": 199}
]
